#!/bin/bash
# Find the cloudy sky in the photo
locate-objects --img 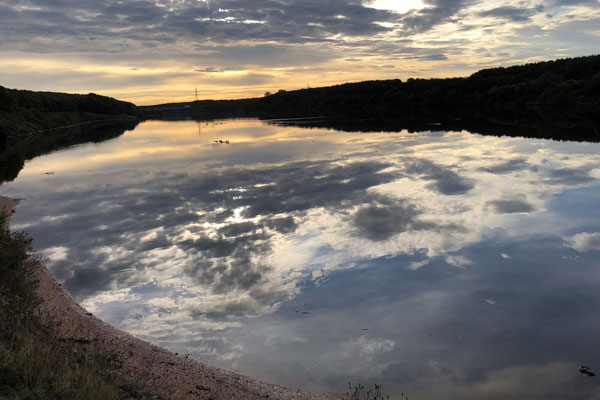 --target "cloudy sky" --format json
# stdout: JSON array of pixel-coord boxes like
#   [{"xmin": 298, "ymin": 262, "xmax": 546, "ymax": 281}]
[{"xmin": 1, "ymin": 0, "xmax": 599, "ymax": 104}]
